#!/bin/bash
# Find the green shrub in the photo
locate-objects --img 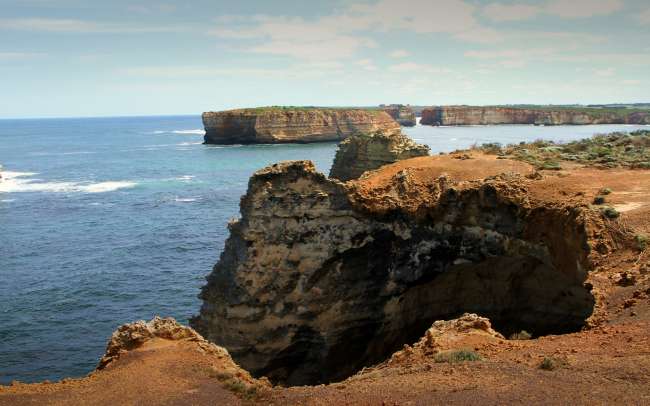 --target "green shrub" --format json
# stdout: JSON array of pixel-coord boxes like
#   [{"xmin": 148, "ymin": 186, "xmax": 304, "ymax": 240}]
[
  {"xmin": 509, "ymin": 330, "xmax": 532, "ymax": 340},
  {"xmin": 539, "ymin": 357, "xmax": 557, "ymax": 370},
  {"xmin": 593, "ymin": 196, "xmax": 606, "ymax": 205},
  {"xmin": 599, "ymin": 187, "xmax": 612, "ymax": 195},
  {"xmin": 601, "ymin": 207, "xmax": 620, "ymax": 219},
  {"xmin": 434, "ymin": 350, "xmax": 481, "ymax": 363},
  {"xmin": 540, "ymin": 160, "xmax": 562, "ymax": 170},
  {"xmin": 636, "ymin": 235, "xmax": 648, "ymax": 251}
]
